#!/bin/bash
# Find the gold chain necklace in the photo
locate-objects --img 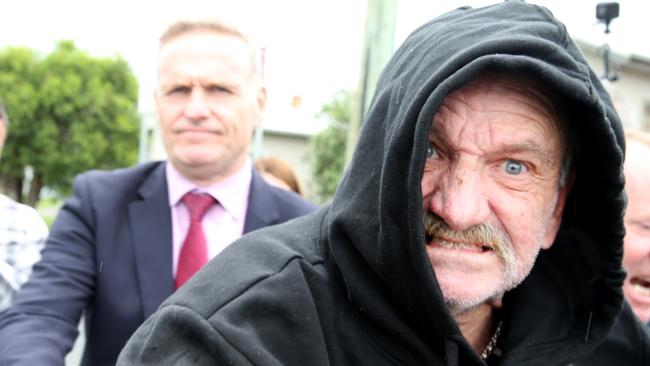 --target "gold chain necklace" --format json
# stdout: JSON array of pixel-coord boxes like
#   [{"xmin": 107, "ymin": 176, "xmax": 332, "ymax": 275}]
[{"xmin": 480, "ymin": 320, "xmax": 503, "ymax": 360}]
